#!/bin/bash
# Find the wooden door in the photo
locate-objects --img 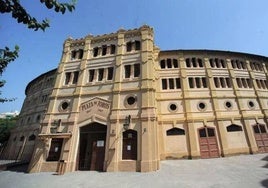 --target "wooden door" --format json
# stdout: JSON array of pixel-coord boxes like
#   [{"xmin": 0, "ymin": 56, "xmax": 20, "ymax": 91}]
[
  {"xmin": 253, "ymin": 124, "xmax": 268, "ymax": 153},
  {"xmin": 198, "ymin": 127, "xmax": 220, "ymax": 158},
  {"xmin": 90, "ymin": 140, "xmax": 105, "ymax": 171}
]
